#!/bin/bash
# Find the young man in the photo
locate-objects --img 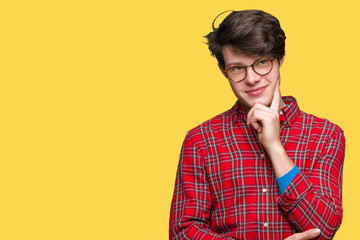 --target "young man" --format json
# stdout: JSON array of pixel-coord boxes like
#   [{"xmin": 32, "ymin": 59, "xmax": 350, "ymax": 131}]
[{"xmin": 169, "ymin": 10, "xmax": 345, "ymax": 240}]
